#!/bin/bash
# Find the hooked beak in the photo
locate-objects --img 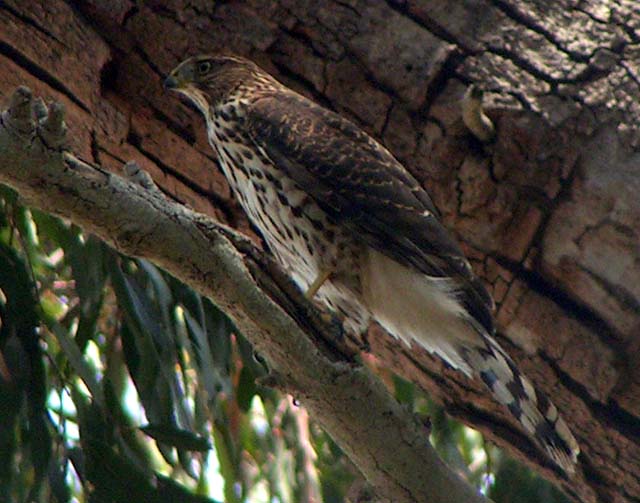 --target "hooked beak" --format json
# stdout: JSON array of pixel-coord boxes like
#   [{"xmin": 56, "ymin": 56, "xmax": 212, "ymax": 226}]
[{"xmin": 163, "ymin": 74, "xmax": 181, "ymax": 90}]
